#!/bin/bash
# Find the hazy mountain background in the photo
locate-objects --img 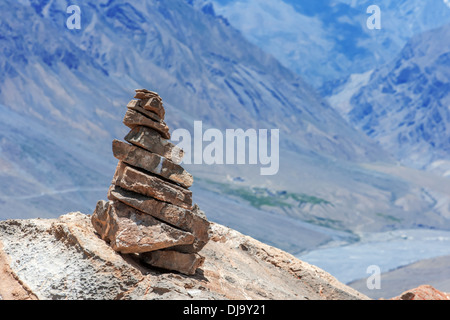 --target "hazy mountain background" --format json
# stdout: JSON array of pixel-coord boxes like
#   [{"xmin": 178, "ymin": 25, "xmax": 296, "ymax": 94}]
[
  {"xmin": 209, "ymin": 0, "xmax": 450, "ymax": 169},
  {"xmin": 207, "ymin": 0, "xmax": 450, "ymax": 295},
  {"xmin": 211, "ymin": 0, "xmax": 450, "ymax": 88},
  {"xmin": 1, "ymin": 0, "xmax": 450, "ymax": 297},
  {"xmin": 332, "ymin": 24, "xmax": 450, "ymax": 169}
]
